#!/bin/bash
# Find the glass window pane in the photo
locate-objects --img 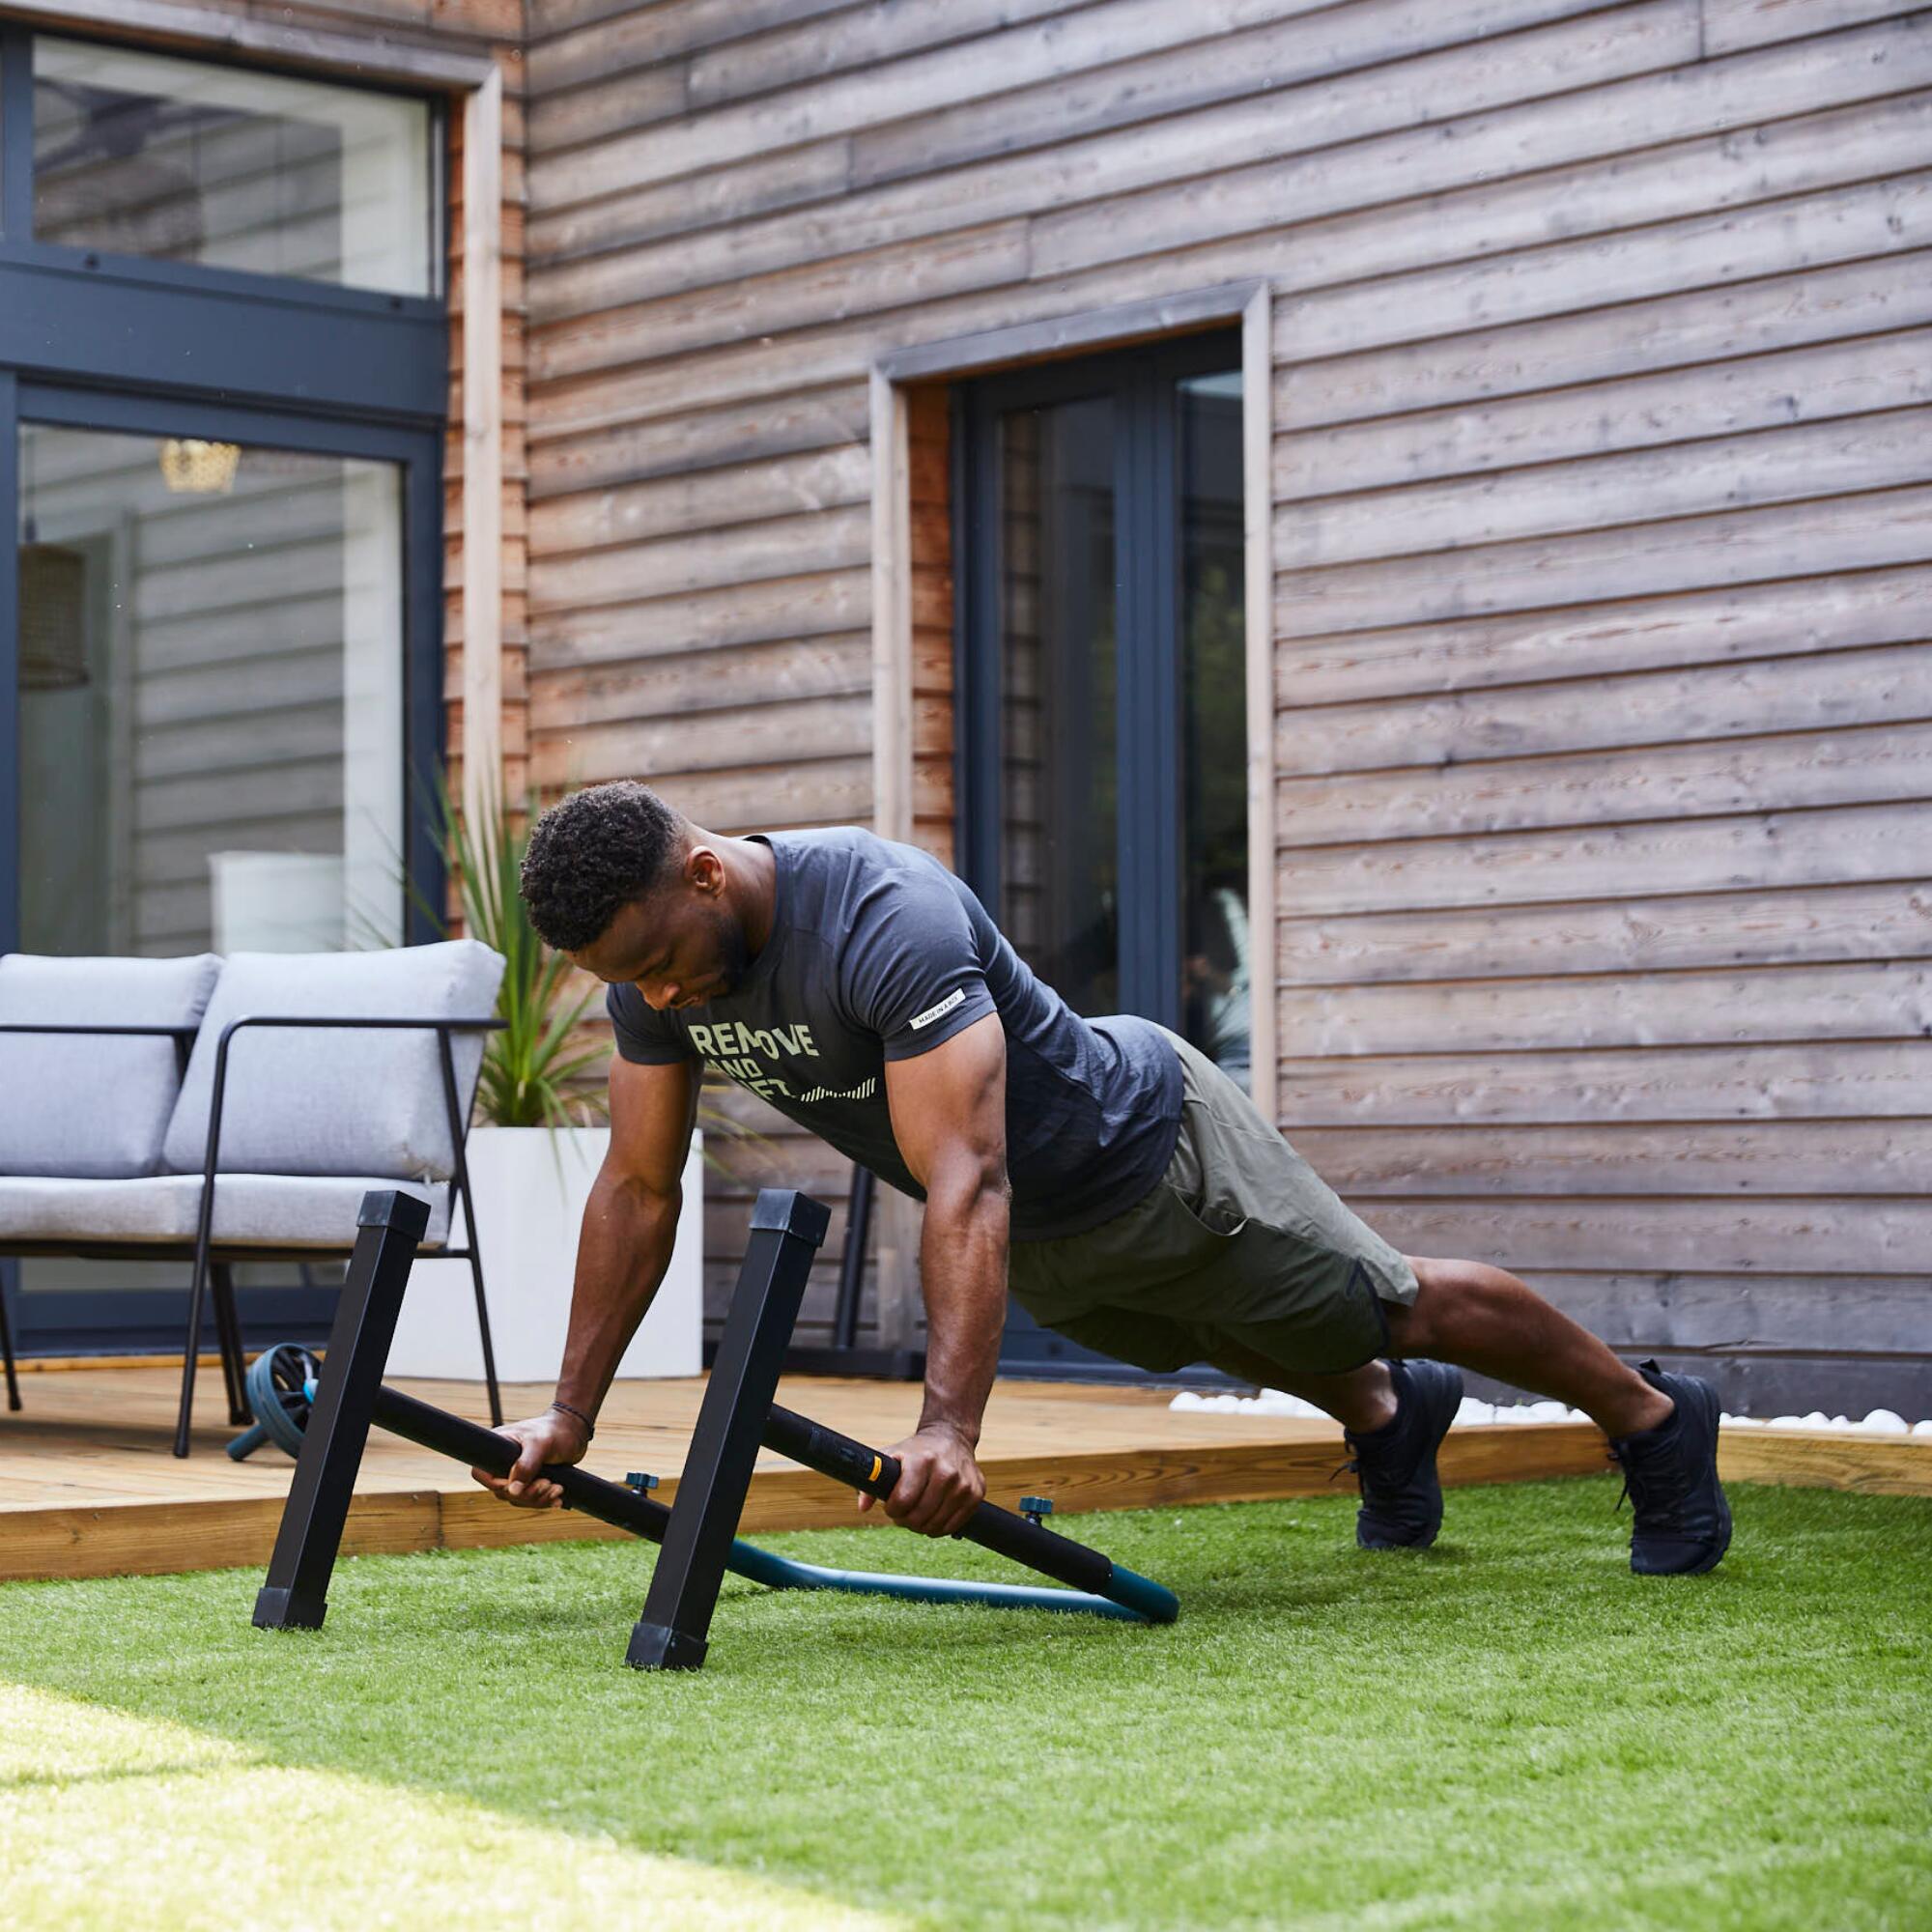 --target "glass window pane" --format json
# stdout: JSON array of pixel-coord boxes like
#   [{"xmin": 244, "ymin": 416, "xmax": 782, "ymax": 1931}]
[
  {"xmin": 15, "ymin": 421, "xmax": 407, "ymax": 957},
  {"xmin": 14, "ymin": 420, "xmax": 404, "ymax": 1319},
  {"xmin": 1178, "ymin": 369, "xmax": 1249, "ymax": 1083},
  {"xmin": 32, "ymin": 37, "xmax": 436, "ymax": 296},
  {"xmin": 999, "ymin": 395, "xmax": 1119, "ymax": 1017}
]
